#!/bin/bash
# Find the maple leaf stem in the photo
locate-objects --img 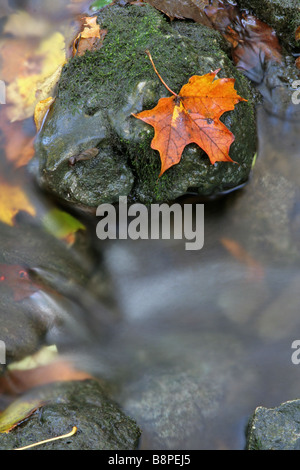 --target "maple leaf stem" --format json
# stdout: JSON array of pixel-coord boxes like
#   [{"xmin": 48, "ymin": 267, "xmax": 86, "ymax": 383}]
[{"xmin": 145, "ymin": 50, "xmax": 179, "ymax": 98}]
